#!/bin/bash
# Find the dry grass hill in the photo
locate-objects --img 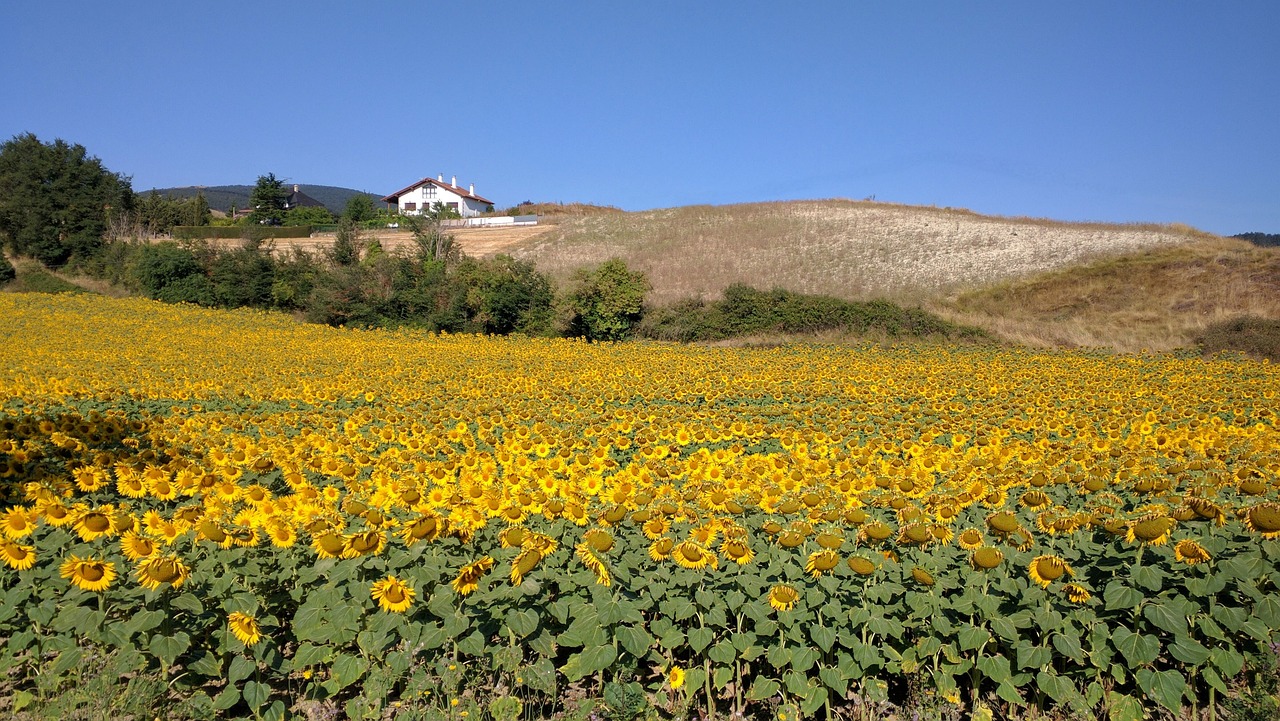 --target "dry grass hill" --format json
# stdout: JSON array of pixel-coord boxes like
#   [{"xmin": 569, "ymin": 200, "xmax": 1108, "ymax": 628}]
[{"xmin": 509, "ymin": 199, "xmax": 1213, "ymax": 305}]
